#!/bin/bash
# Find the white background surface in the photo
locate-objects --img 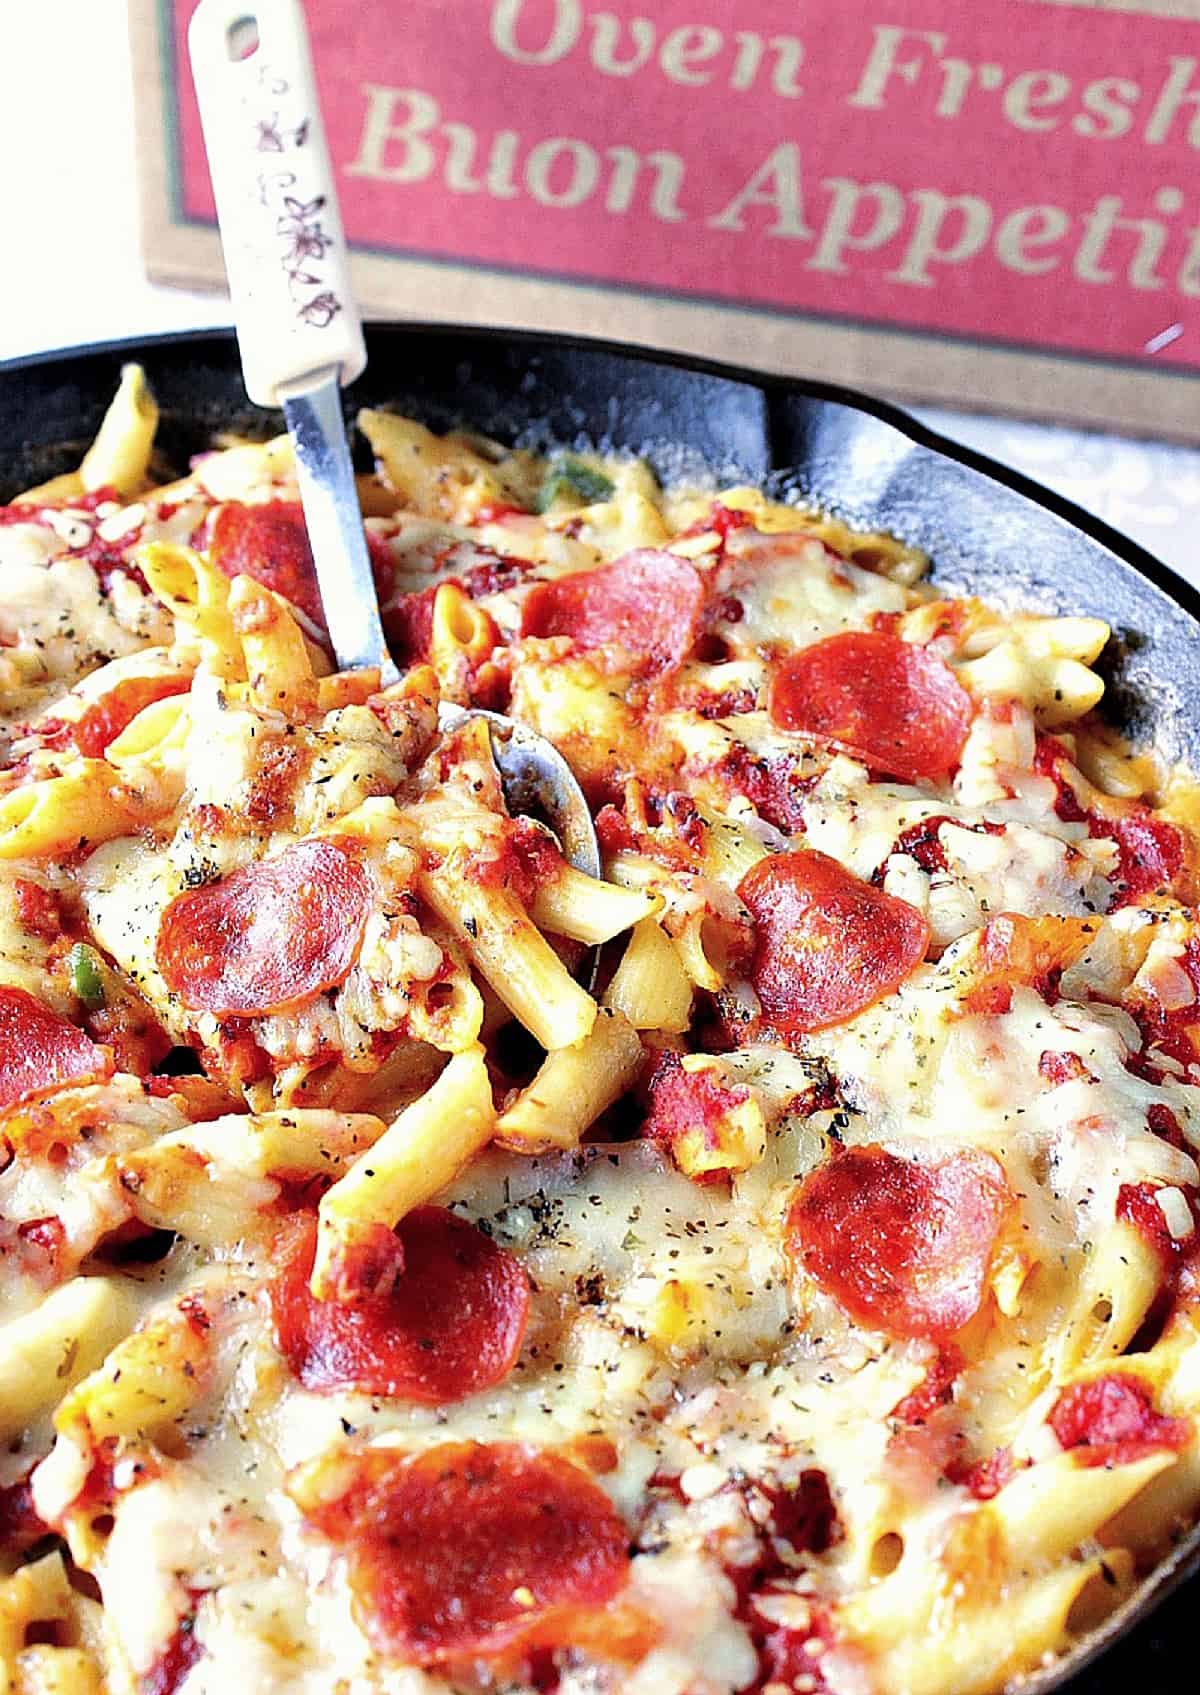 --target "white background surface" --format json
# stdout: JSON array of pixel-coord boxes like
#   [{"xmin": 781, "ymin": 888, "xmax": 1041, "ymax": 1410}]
[{"xmin": 3, "ymin": 0, "xmax": 1199, "ymax": 589}]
